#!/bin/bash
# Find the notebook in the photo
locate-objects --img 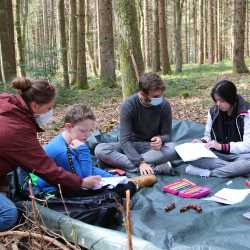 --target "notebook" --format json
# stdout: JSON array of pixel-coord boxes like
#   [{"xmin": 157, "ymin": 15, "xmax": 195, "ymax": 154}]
[
  {"xmin": 204, "ymin": 188, "xmax": 250, "ymax": 205},
  {"xmin": 92, "ymin": 176, "xmax": 128, "ymax": 190},
  {"xmin": 175, "ymin": 142, "xmax": 218, "ymax": 162}
]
